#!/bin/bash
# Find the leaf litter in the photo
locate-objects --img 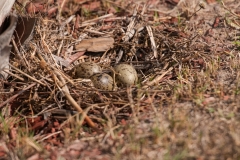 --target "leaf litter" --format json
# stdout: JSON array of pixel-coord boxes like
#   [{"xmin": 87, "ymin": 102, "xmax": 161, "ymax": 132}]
[{"xmin": 1, "ymin": 0, "xmax": 240, "ymax": 159}]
